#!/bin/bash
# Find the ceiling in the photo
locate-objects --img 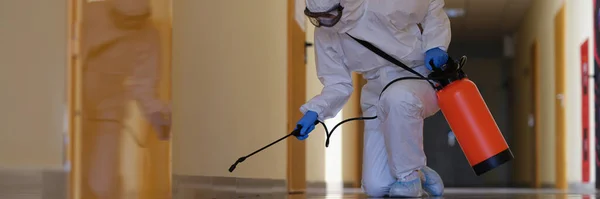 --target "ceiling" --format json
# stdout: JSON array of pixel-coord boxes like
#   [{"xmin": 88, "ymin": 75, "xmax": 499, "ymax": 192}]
[{"xmin": 444, "ymin": 0, "xmax": 533, "ymax": 41}]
